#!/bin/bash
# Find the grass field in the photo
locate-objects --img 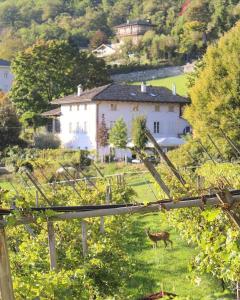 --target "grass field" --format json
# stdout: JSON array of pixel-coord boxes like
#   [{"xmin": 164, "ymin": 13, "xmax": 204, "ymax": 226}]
[
  {"xmin": 132, "ymin": 74, "xmax": 188, "ymax": 96},
  {"xmin": 99, "ymin": 163, "xmax": 233, "ymax": 299}
]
